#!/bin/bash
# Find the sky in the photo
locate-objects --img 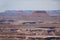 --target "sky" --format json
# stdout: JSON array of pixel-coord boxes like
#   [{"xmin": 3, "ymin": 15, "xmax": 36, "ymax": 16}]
[{"xmin": 0, "ymin": 0, "xmax": 60, "ymax": 12}]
